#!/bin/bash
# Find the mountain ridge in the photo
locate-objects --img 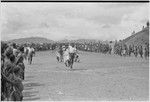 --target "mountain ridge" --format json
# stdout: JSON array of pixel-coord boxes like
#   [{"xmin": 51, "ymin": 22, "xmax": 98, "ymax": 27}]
[
  {"xmin": 4, "ymin": 37, "xmax": 54, "ymax": 44},
  {"xmin": 4, "ymin": 26, "xmax": 149, "ymax": 45},
  {"xmin": 122, "ymin": 26, "xmax": 149, "ymax": 46}
]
